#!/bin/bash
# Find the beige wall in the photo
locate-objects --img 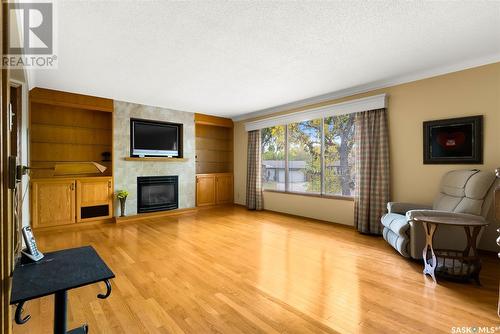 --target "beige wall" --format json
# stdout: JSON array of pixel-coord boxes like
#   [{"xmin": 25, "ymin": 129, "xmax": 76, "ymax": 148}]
[{"xmin": 233, "ymin": 62, "xmax": 500, "ymax": 250}]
